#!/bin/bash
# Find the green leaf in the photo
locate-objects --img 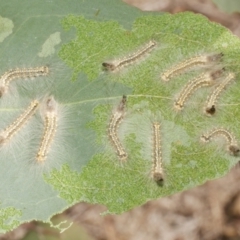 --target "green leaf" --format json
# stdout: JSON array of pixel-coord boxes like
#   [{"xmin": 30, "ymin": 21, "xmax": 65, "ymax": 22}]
[{"xmin": 1, "ymin": 0, "xmax": 240, "ymax": 232}]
